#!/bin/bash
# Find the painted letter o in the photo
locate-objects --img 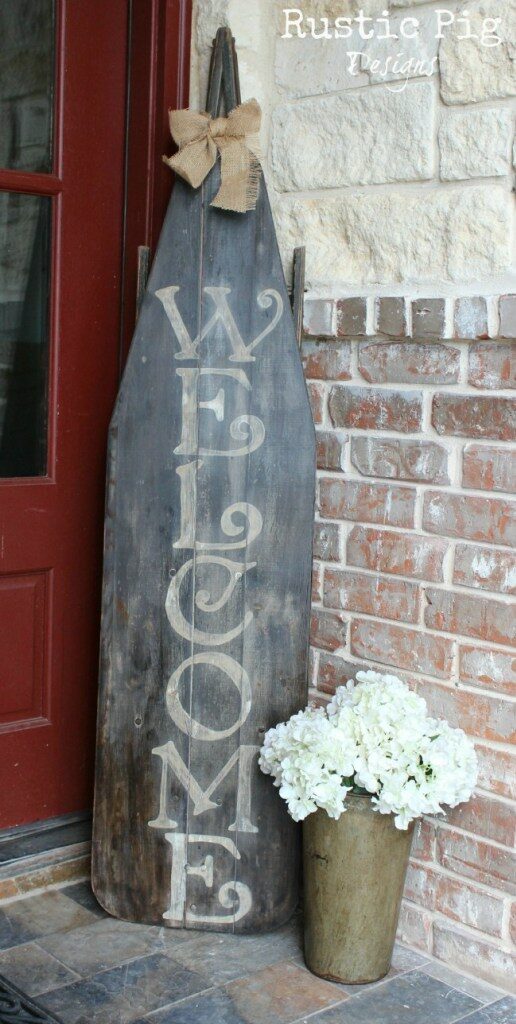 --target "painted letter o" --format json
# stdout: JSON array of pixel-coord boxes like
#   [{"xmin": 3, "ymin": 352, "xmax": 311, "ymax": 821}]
[{"xmin": 166, "ymin": 652, "xmax": 252, "ymax": 741}]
